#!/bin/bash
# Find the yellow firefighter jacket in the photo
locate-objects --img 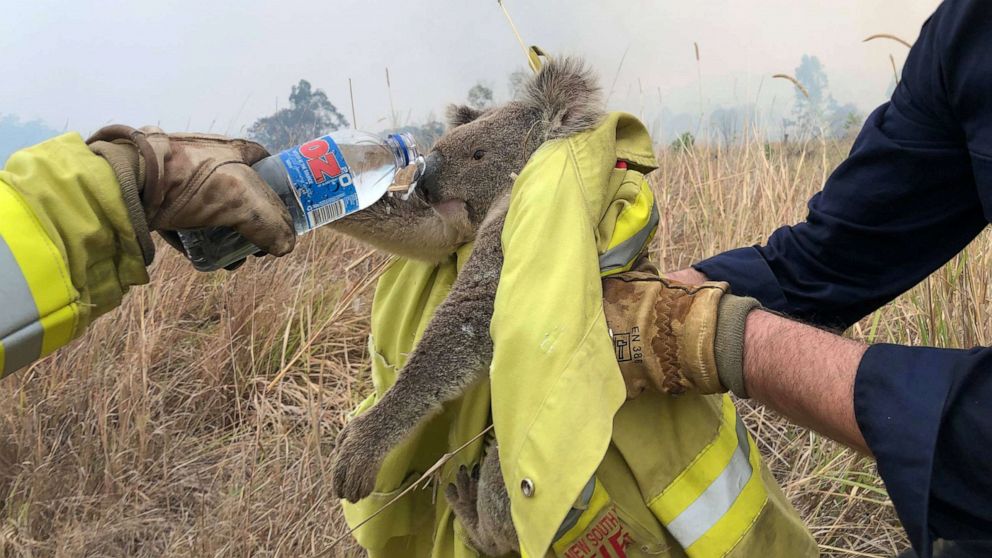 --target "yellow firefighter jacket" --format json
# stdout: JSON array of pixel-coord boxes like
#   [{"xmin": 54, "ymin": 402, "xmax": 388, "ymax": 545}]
[
  {"xmin": 341, "ymin": 113, "xmax": 817, "ymax": 557},
  {"xmin": 0, "ymin": 134, "xmax": 149, "ymax": 375}
]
